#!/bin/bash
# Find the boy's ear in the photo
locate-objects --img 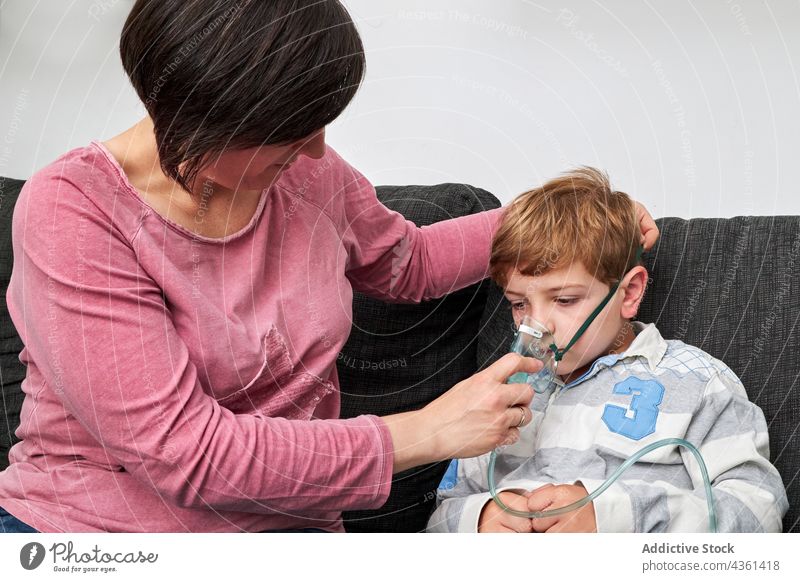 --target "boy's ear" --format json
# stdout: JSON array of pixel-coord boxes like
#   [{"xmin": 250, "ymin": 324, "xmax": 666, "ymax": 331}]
[{"xmin": 620, "ymin": 266, "xmax": 648, "ymax": 319}]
